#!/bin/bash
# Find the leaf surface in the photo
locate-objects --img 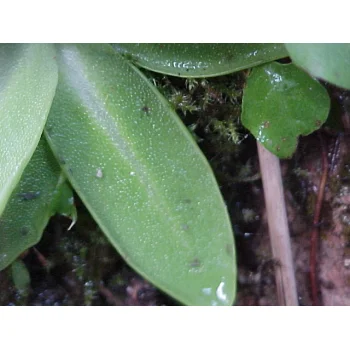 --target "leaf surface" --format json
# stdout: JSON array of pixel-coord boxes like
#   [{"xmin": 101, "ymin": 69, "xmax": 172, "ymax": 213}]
[
  {"xmin": 11, "ymin": 259, "xmax": 31, "ymax": 292},
  {"xmin": 112, "ymin": 43, "xmax": 288, "ymax": 78},
  {"xmin": 0, "ymin": 44, "xmax": 58, "ymax": 215},
  {"xmin": 285, "ymin": 43, "xmax": 350, "ymax": 89},
  {"xmin": 0, "ymin": 138, "xmax": 75, "ymax": 270},
  {"xmin": 242, "ymin": 62, "xmax": 330, "ymax": 158},
  {"xmin": 45, "ymin": 44, "xmax": 236, "ymax": 305}
]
